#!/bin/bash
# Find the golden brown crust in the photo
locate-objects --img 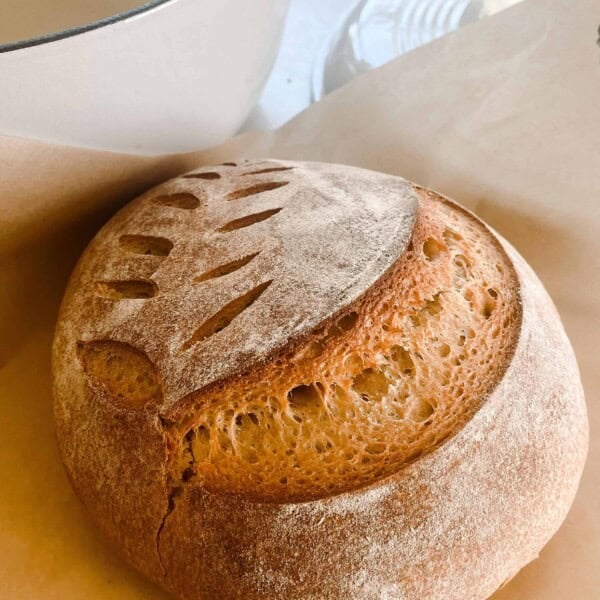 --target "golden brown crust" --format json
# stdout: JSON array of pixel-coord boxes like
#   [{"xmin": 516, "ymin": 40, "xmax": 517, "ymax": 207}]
[
  {"xmin": 52, "ymin": 161, "xmax": 588, "ymax": 600},
  {"xmin": 165, "ymin": 187, "xmax": 521, "ymax": 503}
]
